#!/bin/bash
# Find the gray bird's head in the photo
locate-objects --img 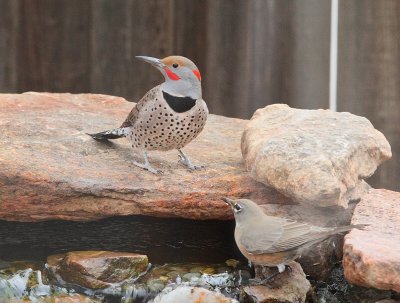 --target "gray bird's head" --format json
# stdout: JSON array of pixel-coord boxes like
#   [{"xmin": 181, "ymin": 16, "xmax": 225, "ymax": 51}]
[
  {"xmin": 136, "ymin": 55, "xmax": 202, "ymax": 100},
  {"xmin": 222, "ymin": 197, "xmax": 265, "ymax": 224}
]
